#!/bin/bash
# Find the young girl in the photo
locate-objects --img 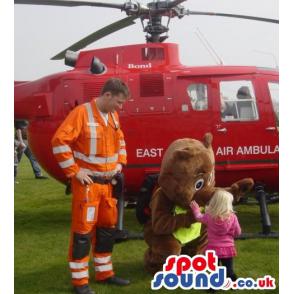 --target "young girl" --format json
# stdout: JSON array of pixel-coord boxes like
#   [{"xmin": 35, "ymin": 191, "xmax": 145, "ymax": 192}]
[{"xmin": 190, "ymin": 189, "xmax": 241, "ymax": 281}]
